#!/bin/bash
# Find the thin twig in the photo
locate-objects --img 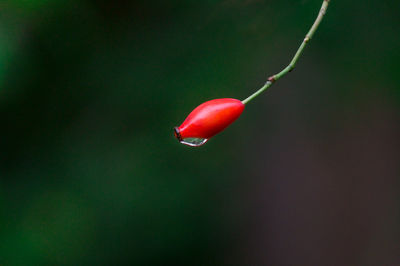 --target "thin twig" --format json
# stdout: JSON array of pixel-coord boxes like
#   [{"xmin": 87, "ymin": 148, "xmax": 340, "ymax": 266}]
[{"xmin": 242, "ymin": 0, "xmax": 330, "ymax": 105}]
